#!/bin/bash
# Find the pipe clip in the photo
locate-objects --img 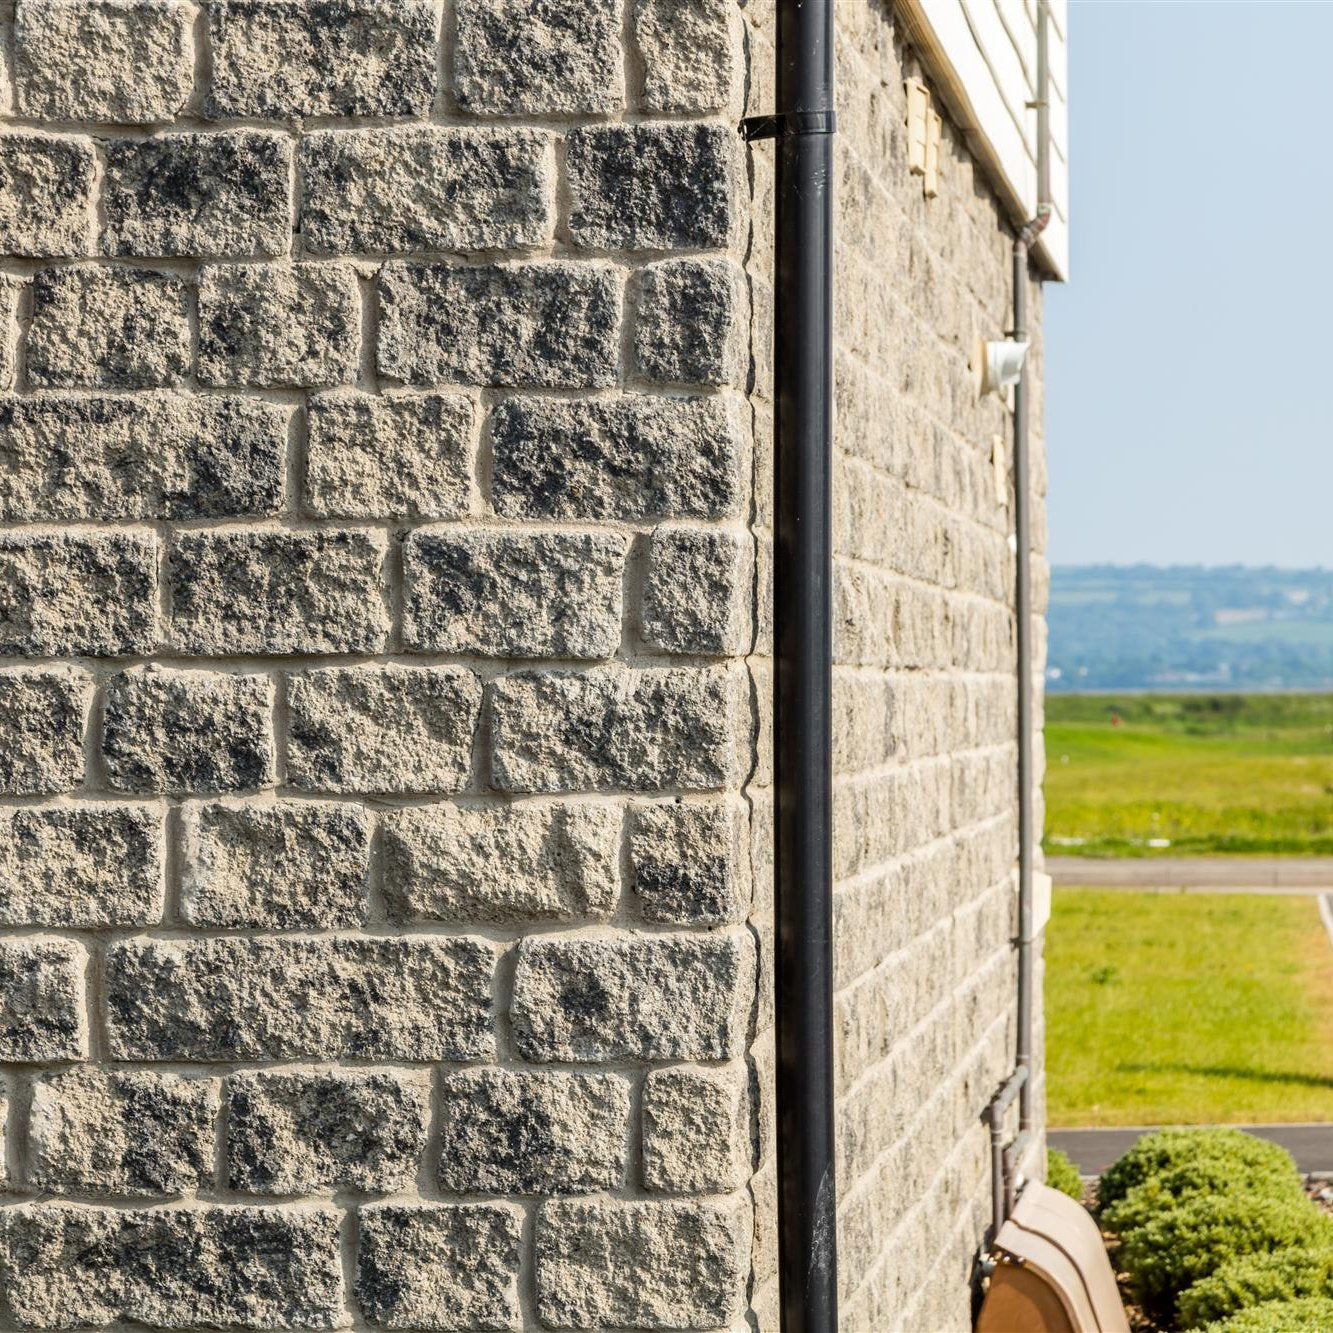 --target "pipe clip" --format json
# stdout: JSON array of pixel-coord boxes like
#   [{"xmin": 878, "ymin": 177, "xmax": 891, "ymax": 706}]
[{"xmin": 740, "ymin": 110, "xmax": 838, "ymax": 142}]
